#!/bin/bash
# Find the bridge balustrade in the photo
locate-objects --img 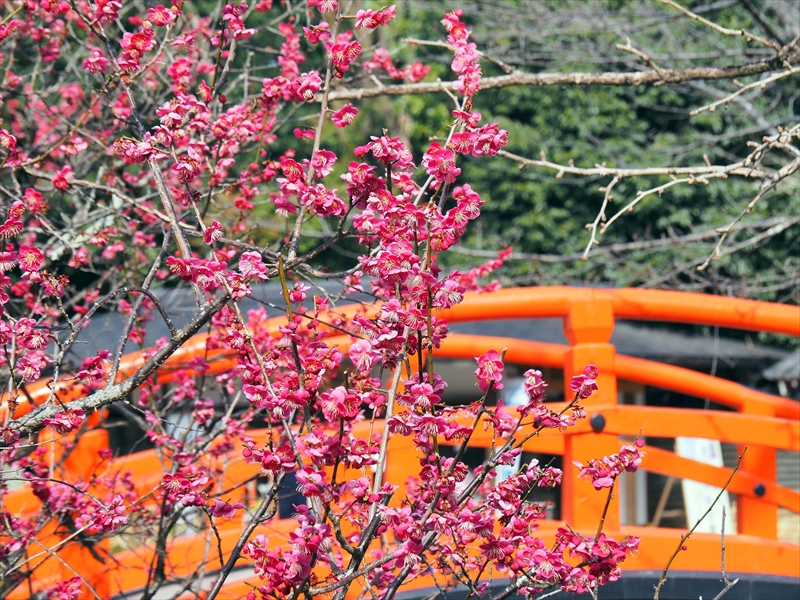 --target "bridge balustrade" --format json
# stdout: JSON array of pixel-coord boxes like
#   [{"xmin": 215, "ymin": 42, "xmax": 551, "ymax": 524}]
[{"xmin": 3, "ymin": 288, "xmax": 798, "ymax": 598}]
